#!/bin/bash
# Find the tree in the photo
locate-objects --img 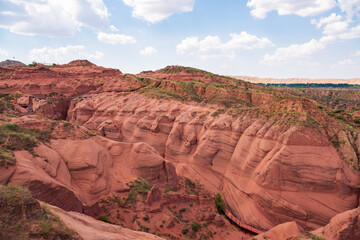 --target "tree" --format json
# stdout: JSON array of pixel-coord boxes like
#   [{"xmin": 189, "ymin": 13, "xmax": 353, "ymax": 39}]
[{"xmin": 215, "ymin": 193, "xmax": 225, "ymax": 214}]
